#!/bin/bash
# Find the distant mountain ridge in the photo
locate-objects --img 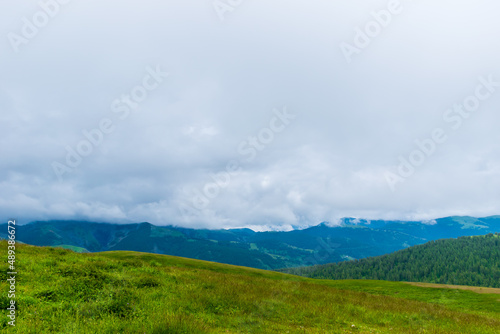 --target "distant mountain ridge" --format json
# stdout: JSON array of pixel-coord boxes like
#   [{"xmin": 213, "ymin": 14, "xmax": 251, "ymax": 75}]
[{"xmin": 1, "ymin": 216, "xmax": 499, "ymax": 270}]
